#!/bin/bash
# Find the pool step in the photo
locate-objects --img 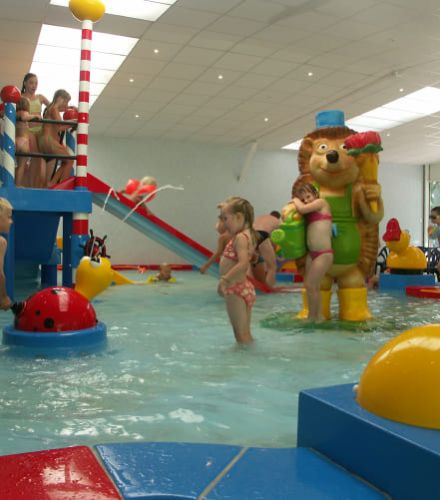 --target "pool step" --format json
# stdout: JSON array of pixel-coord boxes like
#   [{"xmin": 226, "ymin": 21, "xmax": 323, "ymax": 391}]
[
  {"xmin": 298, "ymin": 383, "xmax": 440, "ymax": 500},
  {"xmin": 95, "ymin": 441, "xmax": 386, "ymax": 499}
]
